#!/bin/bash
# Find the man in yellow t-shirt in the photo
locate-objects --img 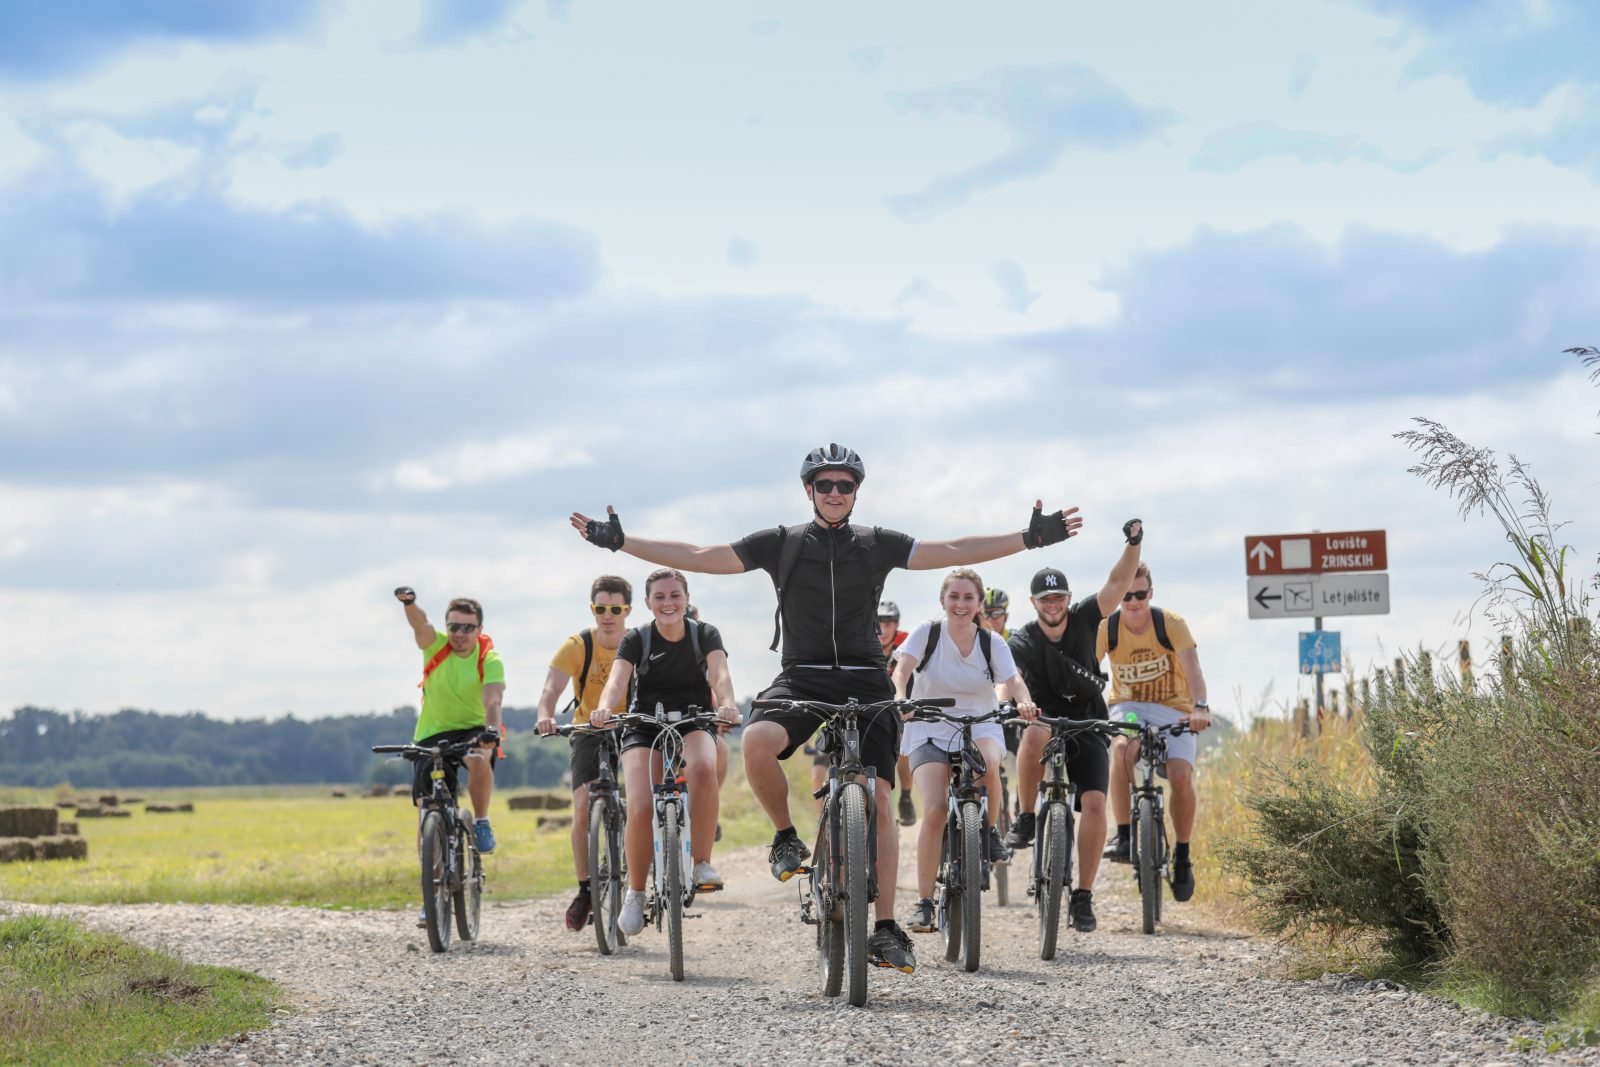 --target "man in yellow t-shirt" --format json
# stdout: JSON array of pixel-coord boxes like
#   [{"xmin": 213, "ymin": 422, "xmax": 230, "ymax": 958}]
[
  {"xmin": 395, "ymin": 588, "xmax": 505, "ymax": 857},
  {"xmin": 1095, "ymin": 562, "xmax": 1213, "ymax": 903},
  {"xmin": 535, "ymin": 575, "xmax": 632, "ymax": 932}
]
